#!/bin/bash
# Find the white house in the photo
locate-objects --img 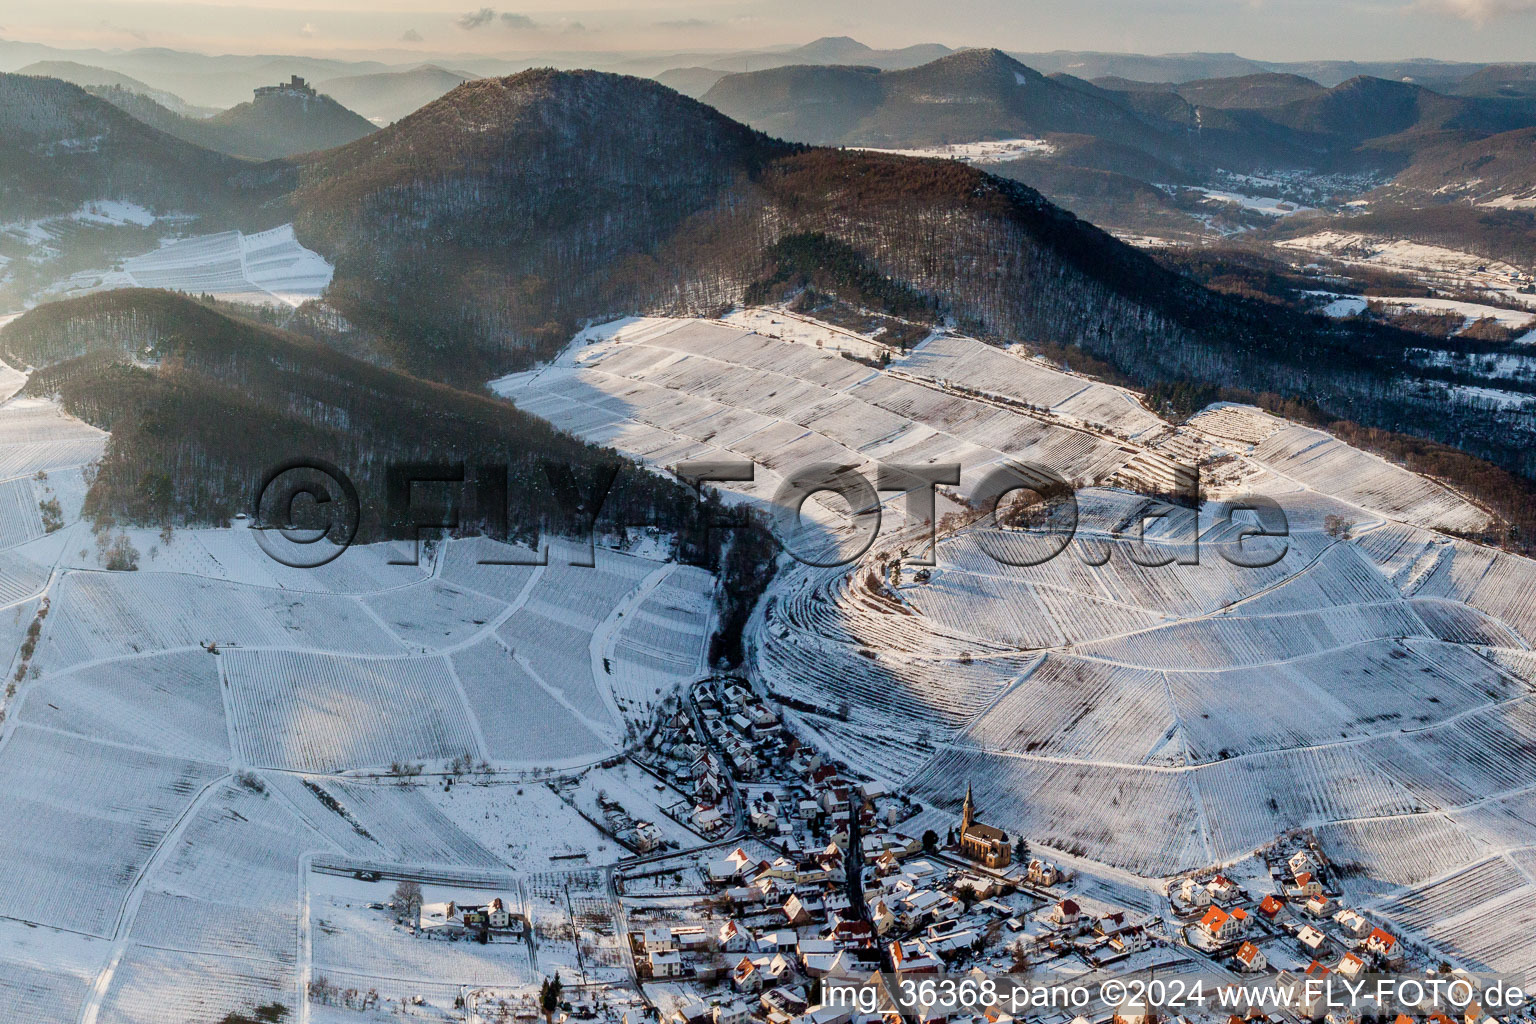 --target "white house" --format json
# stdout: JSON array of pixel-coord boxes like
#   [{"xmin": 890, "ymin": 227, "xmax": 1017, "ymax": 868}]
[
  {"xmin": 1235, "ymin": 941, "xmax": 1266, "ymax": 973},
  {"xmin": 650, "ymin": 950, "xmax": 683, "ymax": 978}
]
